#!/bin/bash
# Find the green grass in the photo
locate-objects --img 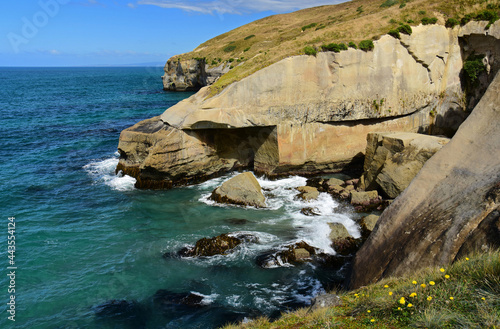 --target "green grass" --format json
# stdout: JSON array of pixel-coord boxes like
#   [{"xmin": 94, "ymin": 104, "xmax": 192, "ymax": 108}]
[{"xmin": 222, "ymin": 250, "xmax": 500, "ymax": 329}]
